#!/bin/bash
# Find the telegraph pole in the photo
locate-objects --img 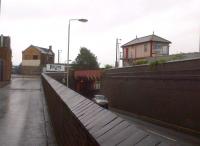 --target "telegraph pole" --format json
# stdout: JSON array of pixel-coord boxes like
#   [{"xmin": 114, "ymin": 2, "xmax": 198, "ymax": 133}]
[
  {"xmin": 58, "ymin": 50, "xmax": 62, "ymax": 64},
  {"xmin": 115, "ymin": 38, "xmax": 121, "ymax": 68},
  {"xmin": 199, "ymin": 27, "xmax": 200, "ymax": 52},
  {"xmin": 115, "ymin": 38, "xmax": 118, "ymax": 68}
]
